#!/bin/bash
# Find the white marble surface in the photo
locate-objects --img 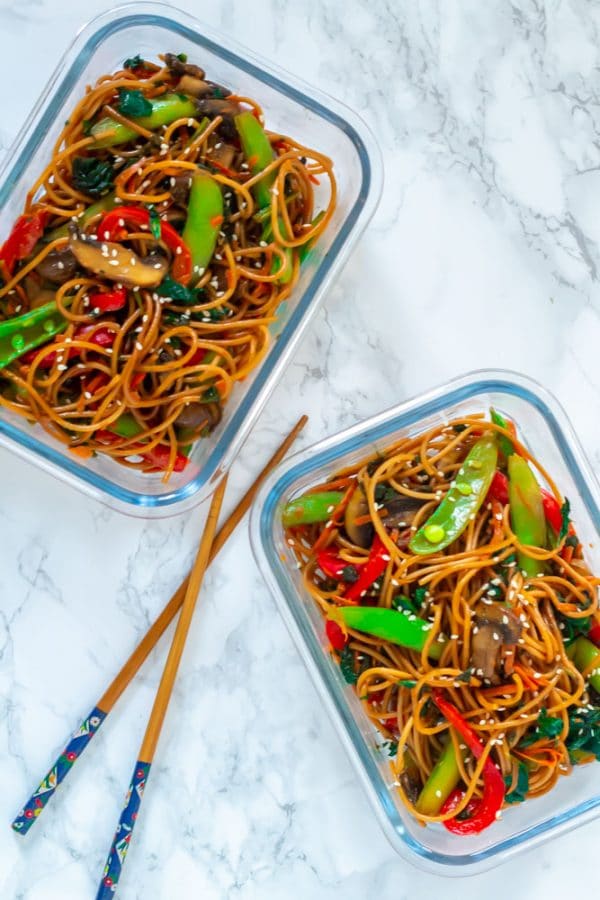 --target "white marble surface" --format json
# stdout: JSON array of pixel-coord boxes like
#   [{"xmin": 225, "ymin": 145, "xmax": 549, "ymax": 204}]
[{"xmin": 1, "ymin": 0, "xmax": 600, "ymax": 897}]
